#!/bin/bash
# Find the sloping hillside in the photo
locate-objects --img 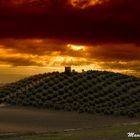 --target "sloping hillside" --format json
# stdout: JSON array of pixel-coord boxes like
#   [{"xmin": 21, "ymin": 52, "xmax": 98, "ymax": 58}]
[{"xmin": 0, "ymin": 70, "xmax": 140, "ymax": 117}]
